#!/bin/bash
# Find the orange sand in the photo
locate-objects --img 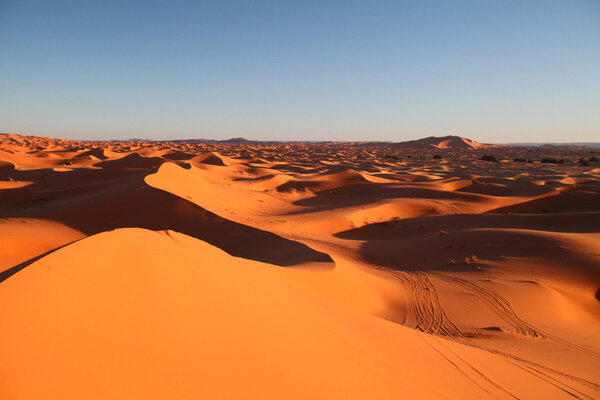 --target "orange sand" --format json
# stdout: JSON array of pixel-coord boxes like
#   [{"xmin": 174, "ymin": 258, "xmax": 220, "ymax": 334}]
[{"xmin": 1, "ymin": 133, "xmax": 599, "ymax": 399}]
